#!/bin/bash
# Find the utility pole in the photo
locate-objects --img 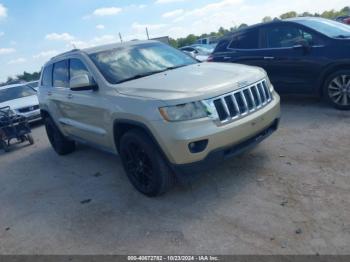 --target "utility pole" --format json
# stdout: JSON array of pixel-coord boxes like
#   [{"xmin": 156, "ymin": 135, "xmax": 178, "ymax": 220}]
[
  {"xmin": 119, "ymin": 32, "xmax": 123, "ymax": 43},
  {"xmin": 146, "ymin": 27, "xmax": 150, "ymax": 40}
]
